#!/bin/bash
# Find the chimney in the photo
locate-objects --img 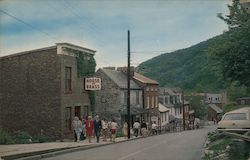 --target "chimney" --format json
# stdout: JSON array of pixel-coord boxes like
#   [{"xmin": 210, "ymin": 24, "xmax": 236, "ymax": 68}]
[{"xmin": 117, "ymin": 66, "xmax": 135, "ymax": 77}]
